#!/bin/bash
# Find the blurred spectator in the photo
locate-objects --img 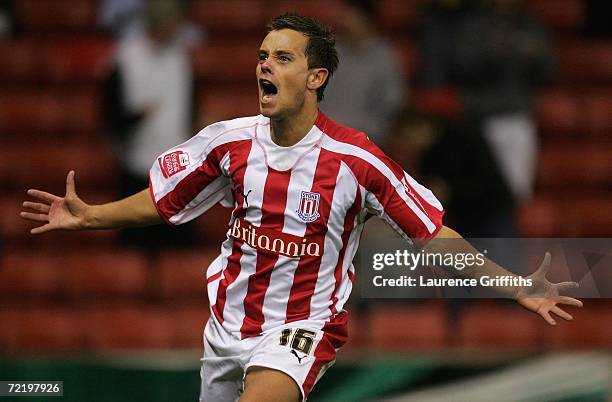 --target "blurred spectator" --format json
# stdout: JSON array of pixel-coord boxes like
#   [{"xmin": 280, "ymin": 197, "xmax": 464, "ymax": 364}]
[
  {"xmin": 419, "ymin": 0, "xmax": 474, "ymax": 88},
  {"xmin": 99, "ymin": 0, "xmax": 145, "ymax": 38},
  {"xmin": 101, "ymin": 0, "xmax": 199, "ymax": 248},
  {"xmin": 320, "ymin": 0, "xmax": 405, "ymax": 146},
  {"xmin": 386, "ymin": 109, "xmax": 516, "ymax": 236},
  {"xmin": 0, "ymin": 0, "xmax": 15, "ymax": 39},
  {"xmin": 453, "ymin": 0, "xmax": 554, "ymax": 203},
  {"xmin": 99, "ymin": 0, "xmax": 204, "ymax": 47}
]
